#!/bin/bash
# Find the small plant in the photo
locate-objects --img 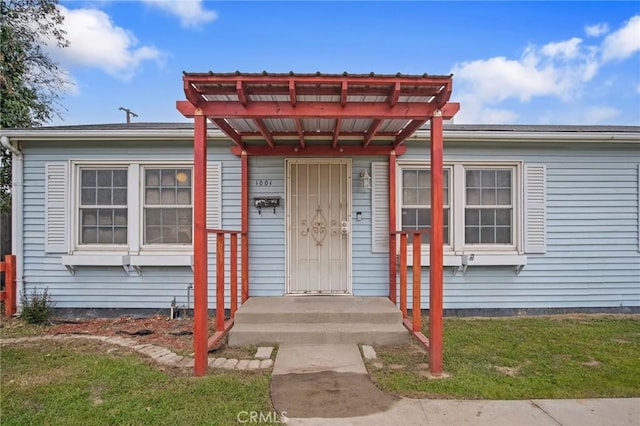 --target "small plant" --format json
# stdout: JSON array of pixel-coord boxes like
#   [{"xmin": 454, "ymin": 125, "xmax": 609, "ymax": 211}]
[{"xmin": 20, "ymin": 287, "xmax": 55, "ymax": 324}]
